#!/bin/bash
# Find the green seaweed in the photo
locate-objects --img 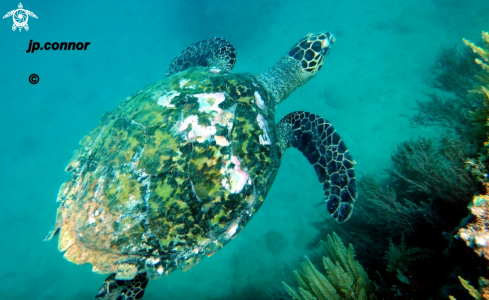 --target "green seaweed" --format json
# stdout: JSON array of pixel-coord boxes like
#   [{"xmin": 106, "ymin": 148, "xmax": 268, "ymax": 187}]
[
  {"xmin": 459, "ymin": 276, "xmax": 482, "ymax": 299},
  {"xmin": 451, "ymin": 276, "xmax": 489, "ymax": 300},
  {"xmin": 283, "ymin": 233, "xmax": 374, "ymax": 300},
  {"xmin": 302, "ymin": 33, "xmax": 489, "ymax": 300},
  {"xmin": 410, "ymin": 43, "xmax": 485, "ymax": 150}
]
